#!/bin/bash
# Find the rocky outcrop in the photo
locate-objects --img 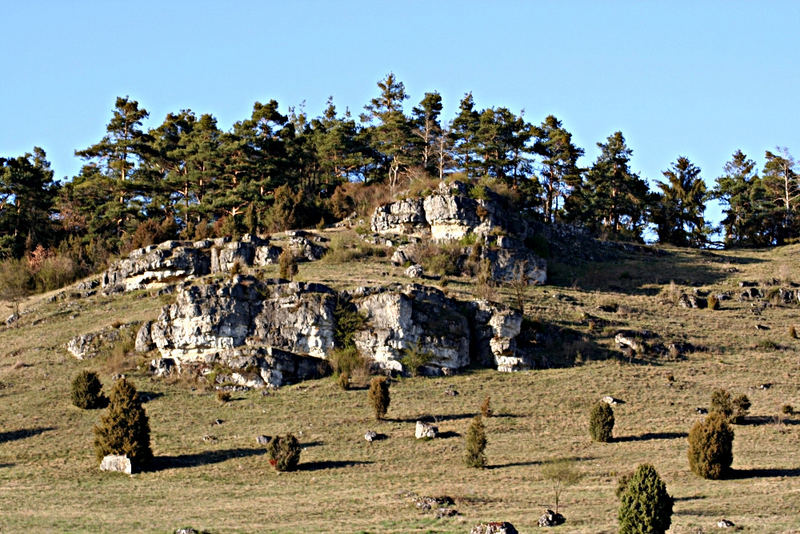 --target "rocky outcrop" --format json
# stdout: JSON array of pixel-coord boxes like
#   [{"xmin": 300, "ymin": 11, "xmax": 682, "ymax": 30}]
[
  {"xmin": 470, "ymin": 300, "xmax": 529, "ymax": 371},
  {"xmin": 67, "ymin": 323, "xmax": 138, "ymax": 360},
  {"xmin": 100, "ymin": 234, "xmax": 320, "ymax": 295},
  {"xmin": 371, "ymin": 181, "xmax": 546, "ymax": 284},
  {"xmin": 470, "ymin": 523, "xmax": 519, "ymax": 534}
]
